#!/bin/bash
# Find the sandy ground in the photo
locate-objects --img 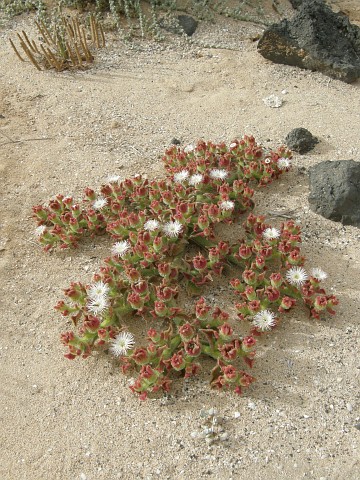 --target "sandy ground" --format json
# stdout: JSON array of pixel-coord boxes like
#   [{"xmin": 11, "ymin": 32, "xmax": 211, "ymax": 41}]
[{"xmin": 1, "ymin": 1, "xmax": 360, "ymax": 479}]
